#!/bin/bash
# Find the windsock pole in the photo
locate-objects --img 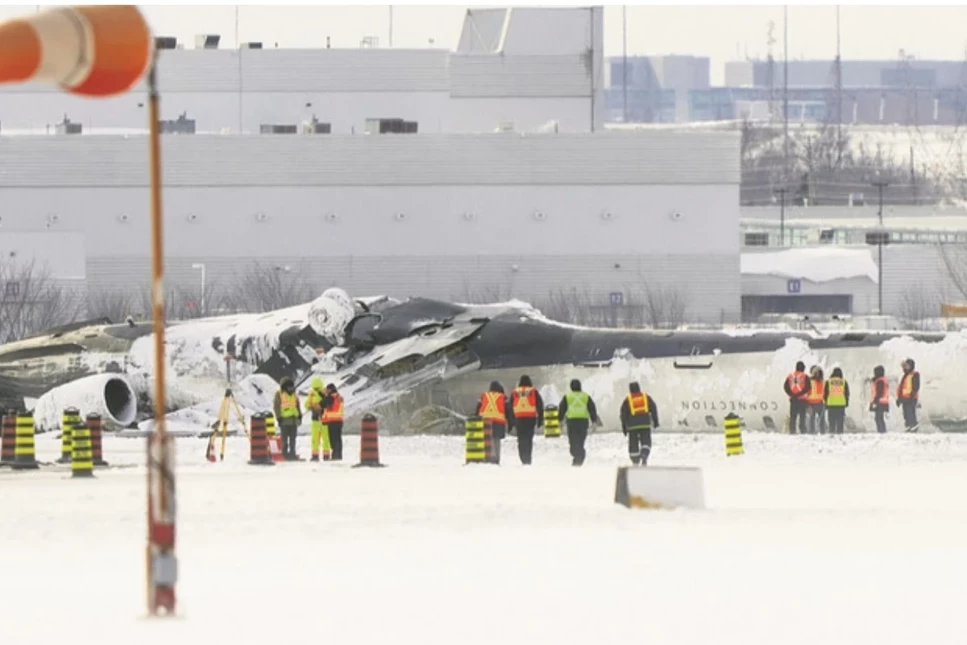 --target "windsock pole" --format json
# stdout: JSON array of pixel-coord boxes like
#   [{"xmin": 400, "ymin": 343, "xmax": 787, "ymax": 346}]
[
  {"xmin": 145, "ymin": 54, "xmax": 178, "ymax": 617},
  {"xmin": 0, "ymin": 3, "xmax": 171, "ymax": 619}
]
